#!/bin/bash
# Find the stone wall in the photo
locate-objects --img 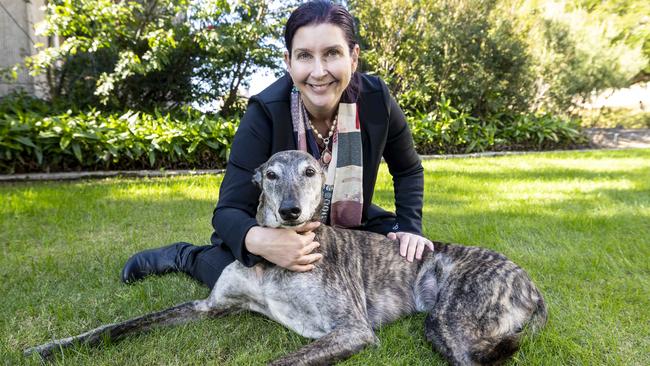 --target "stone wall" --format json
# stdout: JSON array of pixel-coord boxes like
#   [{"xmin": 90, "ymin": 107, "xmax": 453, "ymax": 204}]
[{"xmin": 0, "ymin": 0, "xmax": 47, "ymax": 97}]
